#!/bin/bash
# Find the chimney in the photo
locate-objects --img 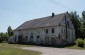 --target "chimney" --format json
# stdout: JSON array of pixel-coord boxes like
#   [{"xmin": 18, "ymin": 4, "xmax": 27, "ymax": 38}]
[
  {"xmin": 52, "ymin": 13, "xmax": 55, "ymax": 17},
  {"xmin": 66, "ymin": 11, "xmax": 68, "ymax": 14}
]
